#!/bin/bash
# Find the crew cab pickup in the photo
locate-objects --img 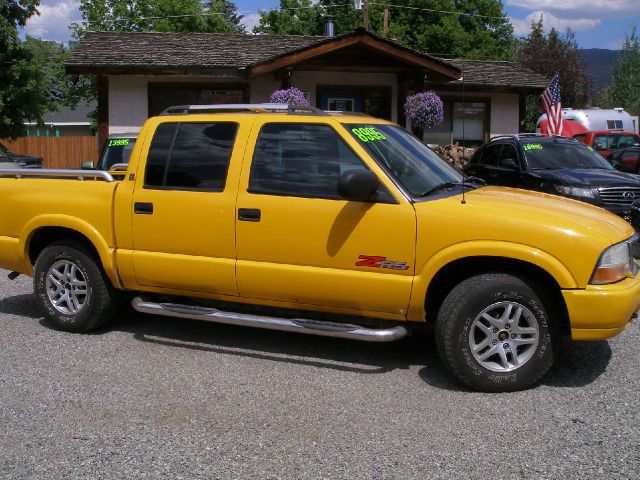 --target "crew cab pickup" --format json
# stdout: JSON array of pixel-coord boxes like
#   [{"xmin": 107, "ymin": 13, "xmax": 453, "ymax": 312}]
[{"xmin": 0, "ymin": 104, "xmax": 638, "ymax": 392}]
